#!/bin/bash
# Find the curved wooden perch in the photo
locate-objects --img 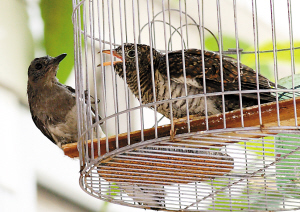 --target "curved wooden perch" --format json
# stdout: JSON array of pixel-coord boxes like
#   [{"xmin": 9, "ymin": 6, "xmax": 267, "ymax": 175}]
[{"xmin": 63, "ymin": 96, "xmax": 300, "ymax": 159}]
